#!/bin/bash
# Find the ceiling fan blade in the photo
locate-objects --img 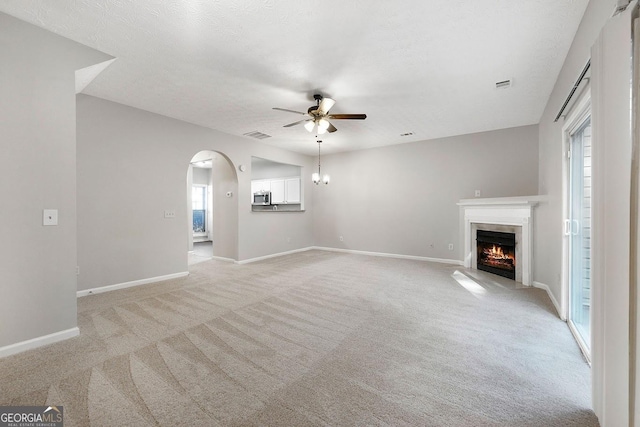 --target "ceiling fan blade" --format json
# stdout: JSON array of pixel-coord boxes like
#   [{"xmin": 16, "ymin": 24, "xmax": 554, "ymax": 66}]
[
  {"xmin": 317, "ymin": 97, "xmax": 336, "ymax": 115},
  {"xmin": 327, "ymin": 122, "xmax": 337, "ymax": 133},
  {"xmin": 328, "ymin": 113, "xmax": 367, "ymax": 120},
  {"xmin": 283, "ymin": 119, "xmax": 310, "ymax": 127},
  {"xmin": 273, "ymin": 107, "xmax": 307, "ymax": 115}
]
